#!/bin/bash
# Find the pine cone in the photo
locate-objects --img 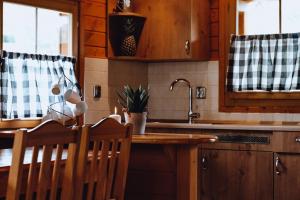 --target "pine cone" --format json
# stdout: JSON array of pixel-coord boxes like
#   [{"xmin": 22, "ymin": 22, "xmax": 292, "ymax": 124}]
[{"xmin": 121, "ymin": 35, "xmax": 137, "ymax": 56}]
